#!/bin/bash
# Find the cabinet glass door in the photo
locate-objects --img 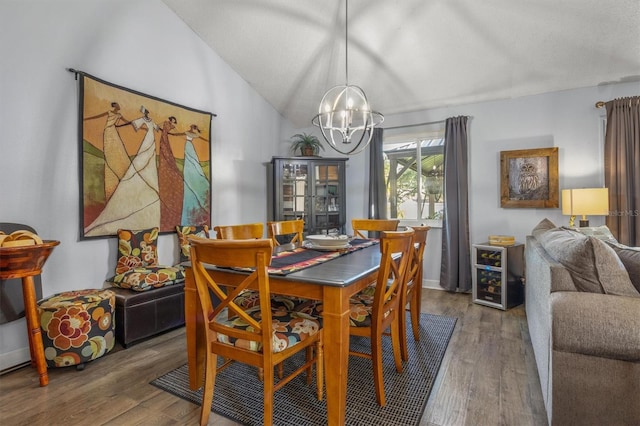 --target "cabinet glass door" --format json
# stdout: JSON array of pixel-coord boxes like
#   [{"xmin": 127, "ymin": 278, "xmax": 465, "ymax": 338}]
[
  {"xmin": 281, "ymin": 162, "xmax": 308, "ymax": 222},
  {"xmin": 314, "ymin": 164, "xmax": 341, "ymax": 233}
]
